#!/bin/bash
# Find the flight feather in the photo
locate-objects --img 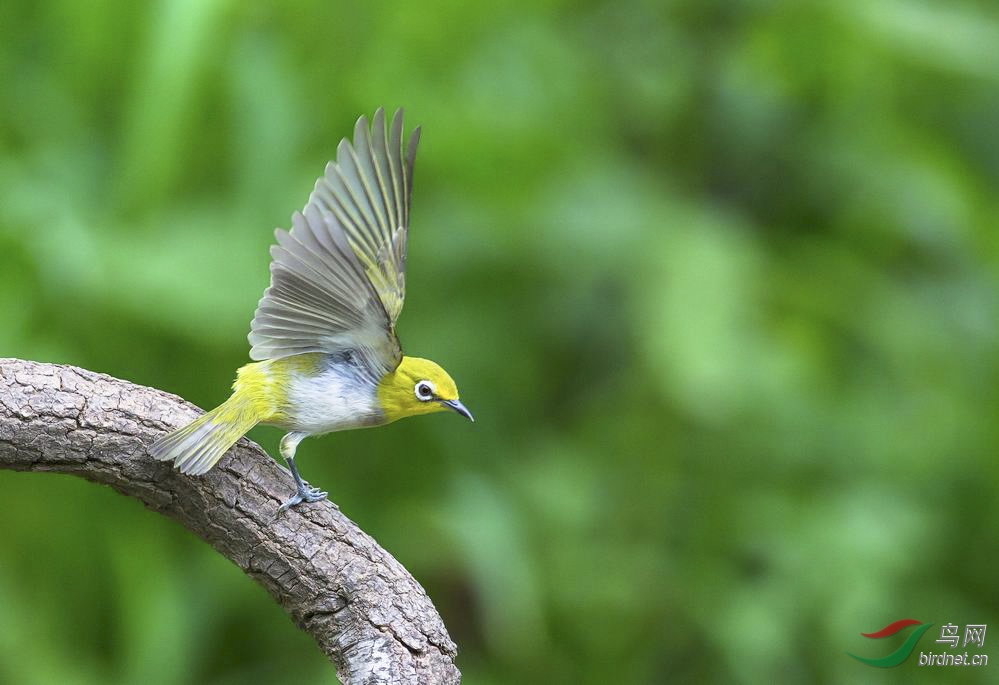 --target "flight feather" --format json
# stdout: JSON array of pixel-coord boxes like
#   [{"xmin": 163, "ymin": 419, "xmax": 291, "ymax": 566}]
[{"xmin": 247, "ymin": 108, "xmax": 420, "ymax": 374}]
